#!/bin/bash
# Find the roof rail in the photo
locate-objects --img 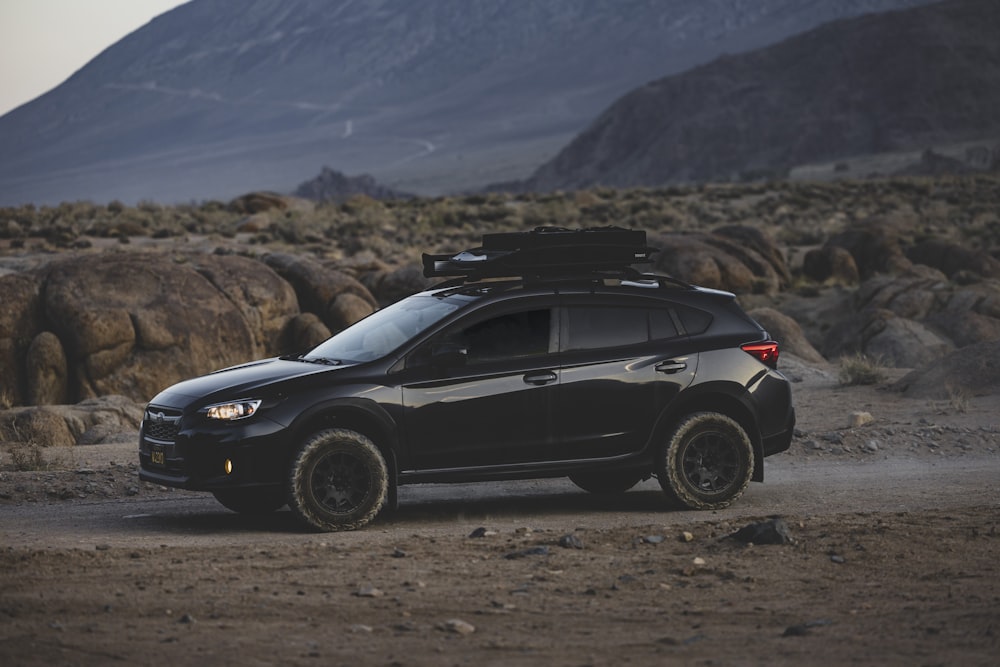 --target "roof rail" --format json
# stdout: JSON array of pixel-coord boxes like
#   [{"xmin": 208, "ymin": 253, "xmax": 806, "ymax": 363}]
[{"xmin": 423, "ymin": 226, "xmax": 656, "ymax": 281}]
